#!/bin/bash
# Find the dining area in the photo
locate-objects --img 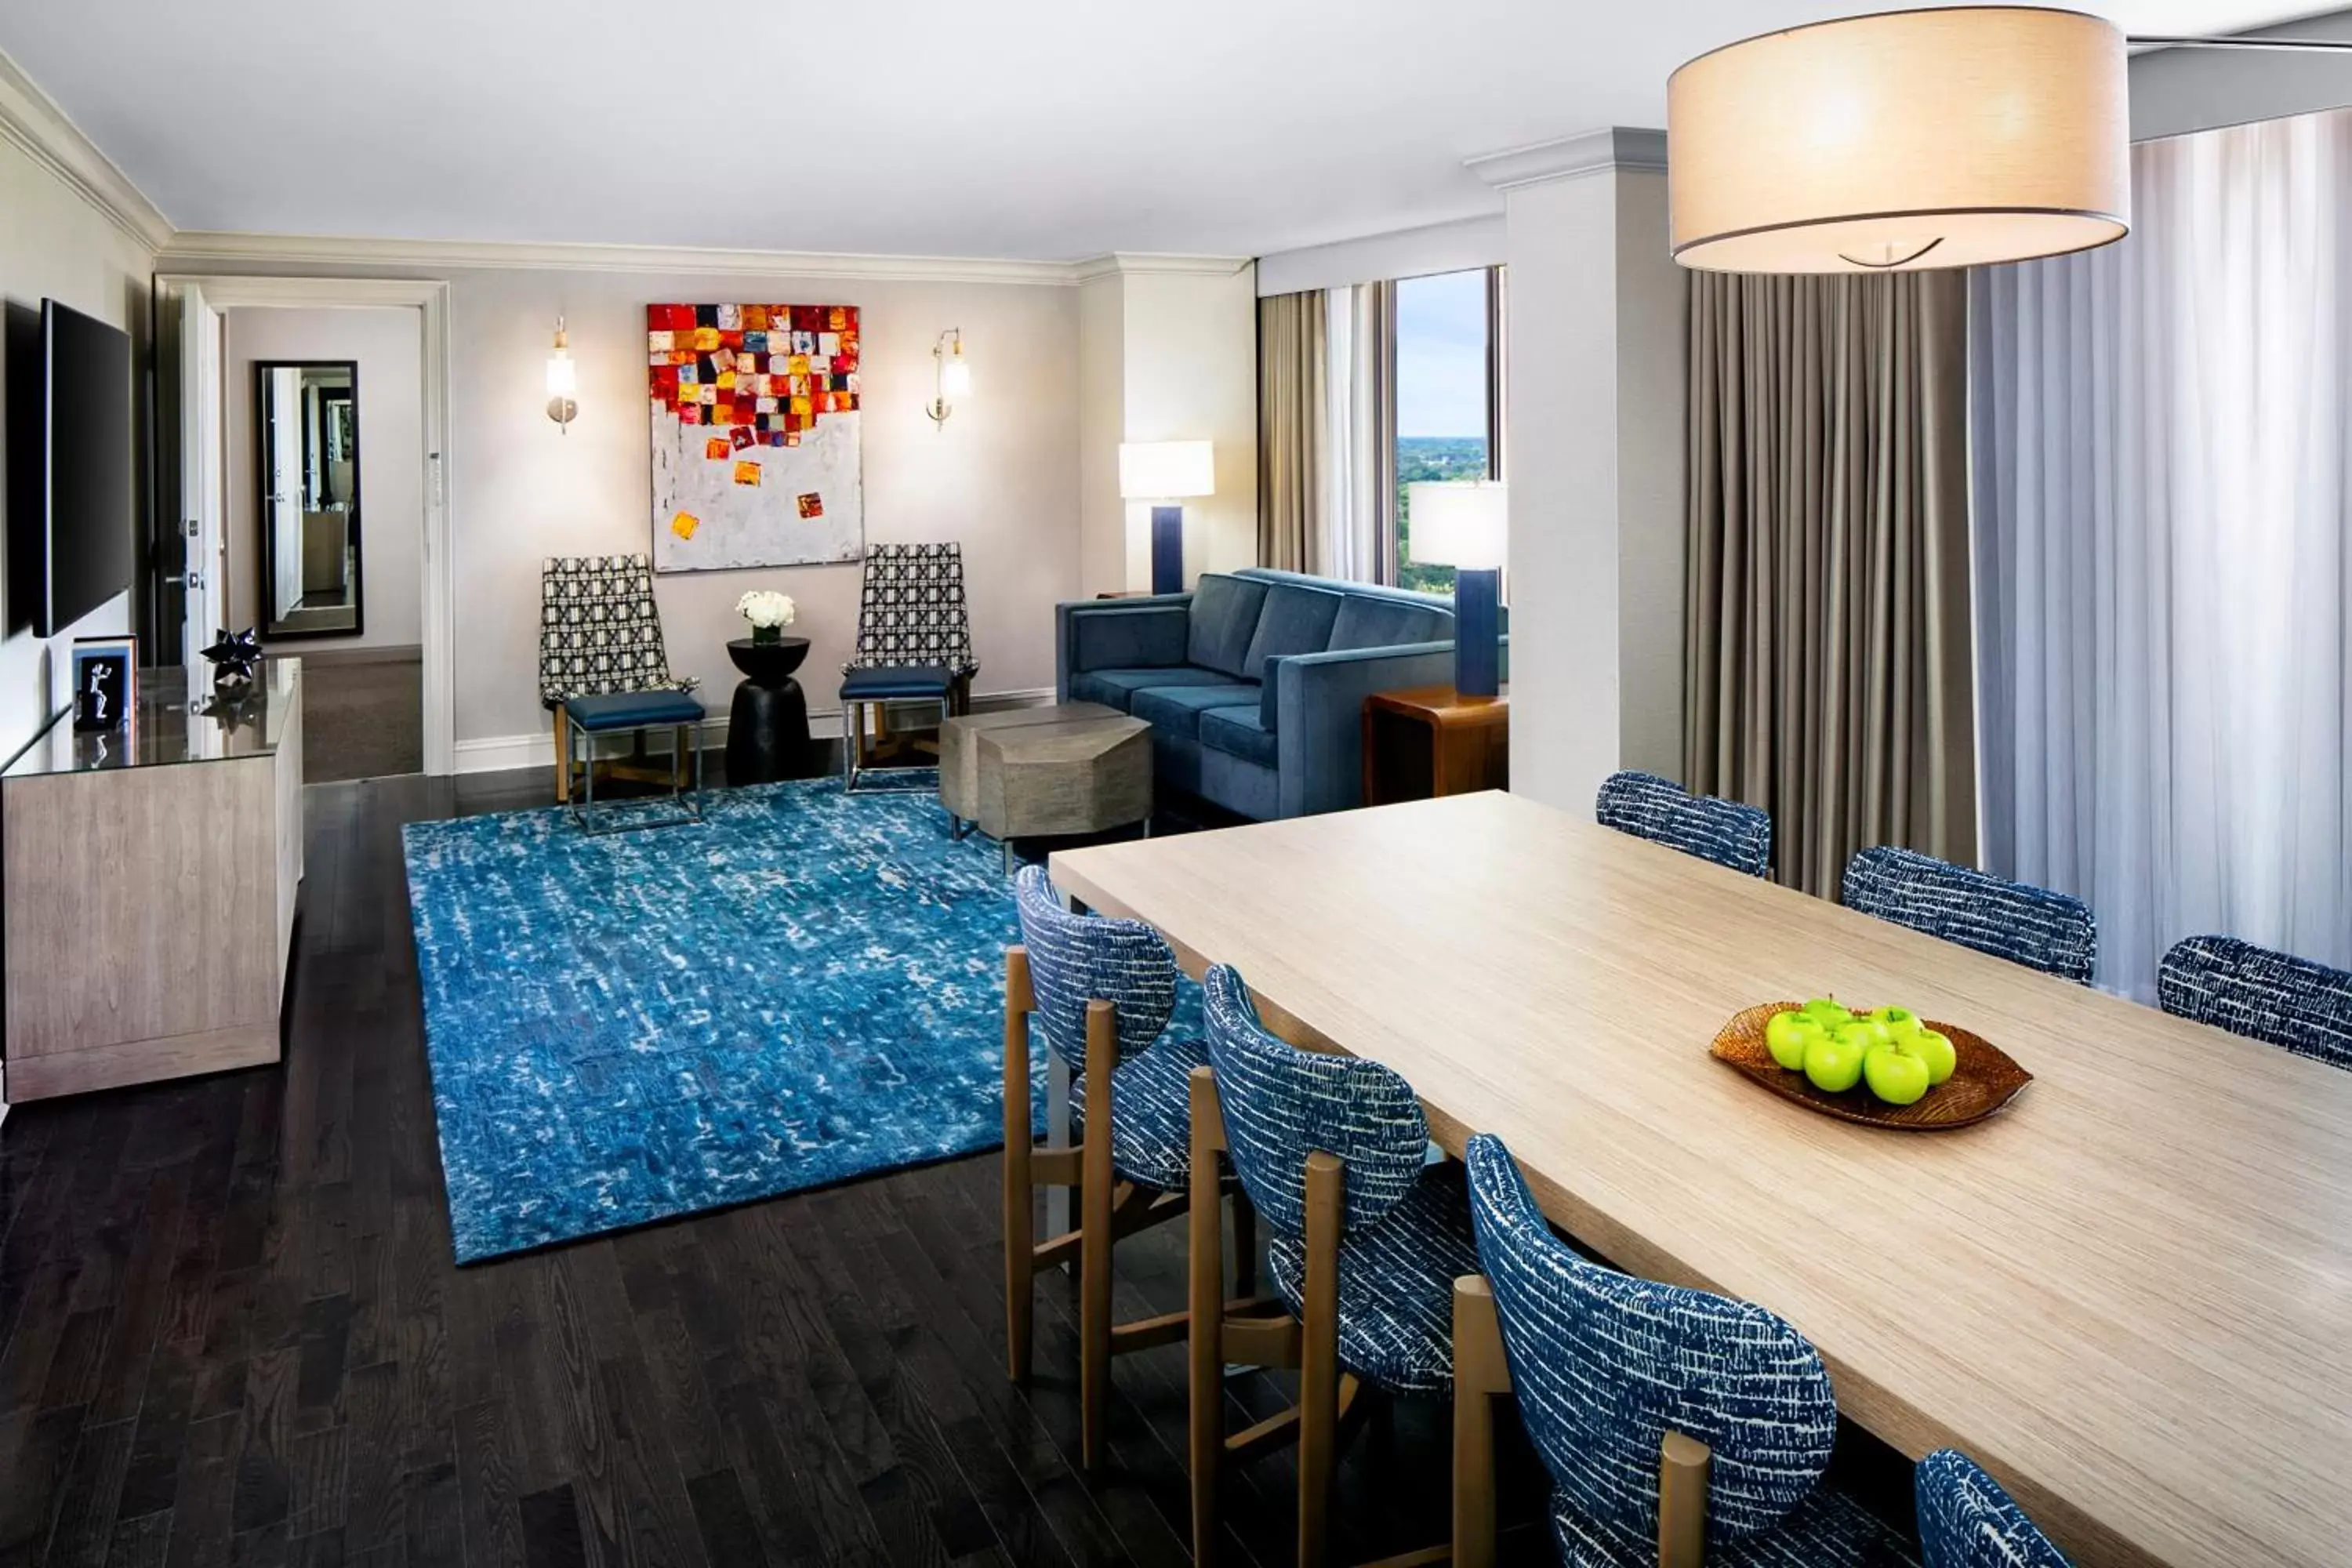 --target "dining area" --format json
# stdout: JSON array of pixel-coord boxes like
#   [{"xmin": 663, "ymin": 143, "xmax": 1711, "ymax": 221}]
[{"xmin": 1000, "ymin": 779, "xmax": 2352, "ymax": 1568}]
